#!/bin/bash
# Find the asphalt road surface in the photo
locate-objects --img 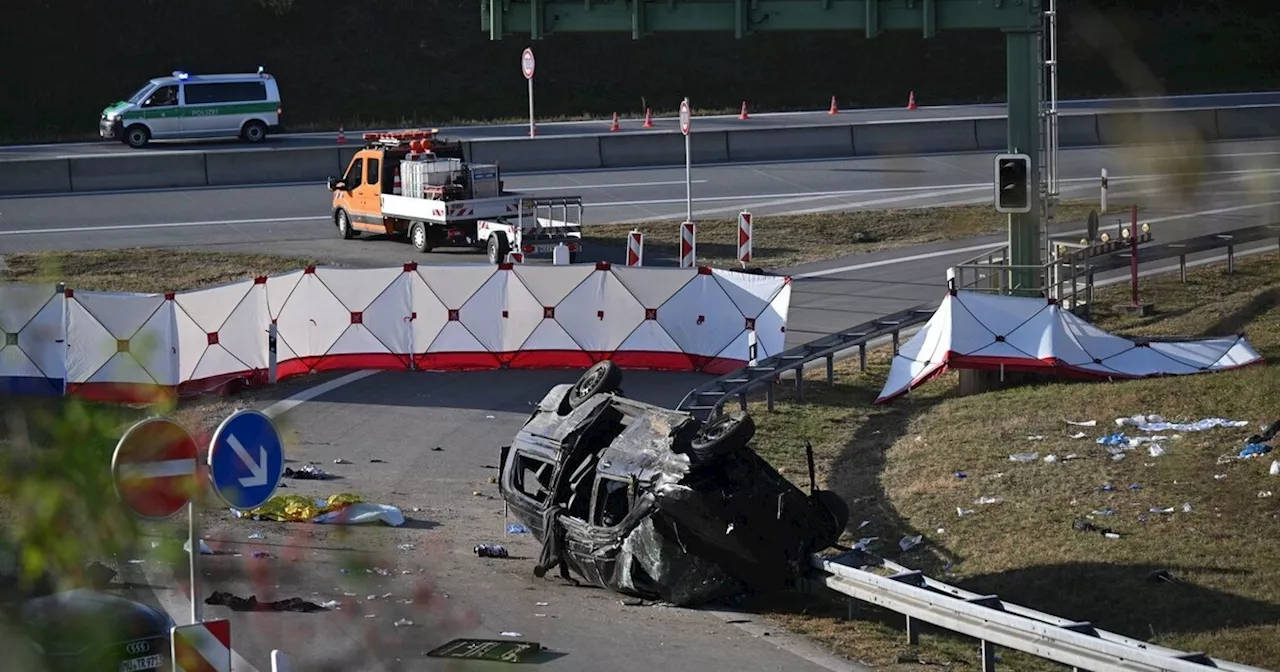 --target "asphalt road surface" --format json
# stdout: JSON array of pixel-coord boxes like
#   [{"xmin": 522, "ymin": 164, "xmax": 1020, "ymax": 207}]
[
  {"xmin": 3, "ymin": 137, "xmax": 1279, "ymax": 348},
  {"xmin": 129, "ymin": 370, "xmax": 854, "ymax": 671},
  {"xmin": 2, "ymin": 91, "xmax": 1277, "ymax": 160}
]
